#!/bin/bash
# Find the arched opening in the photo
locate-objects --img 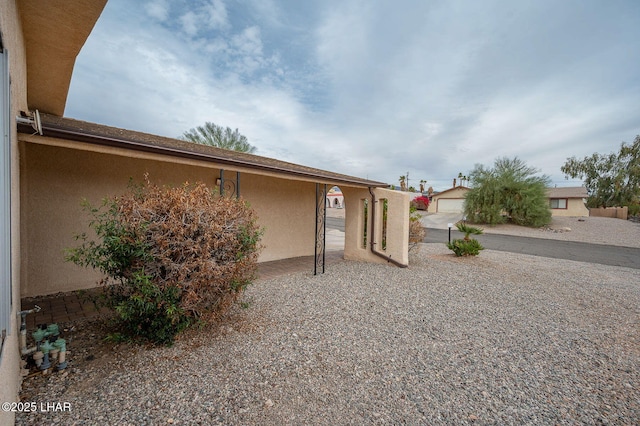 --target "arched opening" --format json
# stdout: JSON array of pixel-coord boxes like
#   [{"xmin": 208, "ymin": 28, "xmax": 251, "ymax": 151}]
[{"xmin": 325, "ymin": 185, "xmax": 345, "ymax": 252}]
